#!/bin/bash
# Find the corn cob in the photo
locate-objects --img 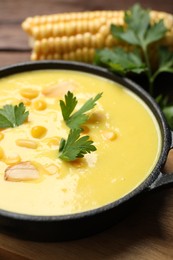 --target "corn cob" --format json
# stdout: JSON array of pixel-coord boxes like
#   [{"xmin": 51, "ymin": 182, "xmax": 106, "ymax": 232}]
[{"xmin": 22, "ymin": 10, "xmax": 173, "ymax": 62}]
